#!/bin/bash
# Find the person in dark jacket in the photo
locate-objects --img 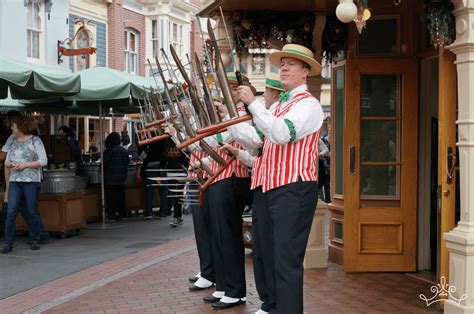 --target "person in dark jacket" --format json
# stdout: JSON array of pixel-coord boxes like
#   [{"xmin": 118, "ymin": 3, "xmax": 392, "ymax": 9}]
[
  {"xmin": 139, "ymin": 138, "xmax": 170, "ymax": 219},
  {"xmin": 103, "ymin": 132, "xmax": 129, "ymax": 221},
  {"xmin": 58, "ymin": 125, "xmax": 82, "ymax": 168},
  {"xmin": 164, "ymin": 144, "xmax": 189, "ymax": 227}
]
